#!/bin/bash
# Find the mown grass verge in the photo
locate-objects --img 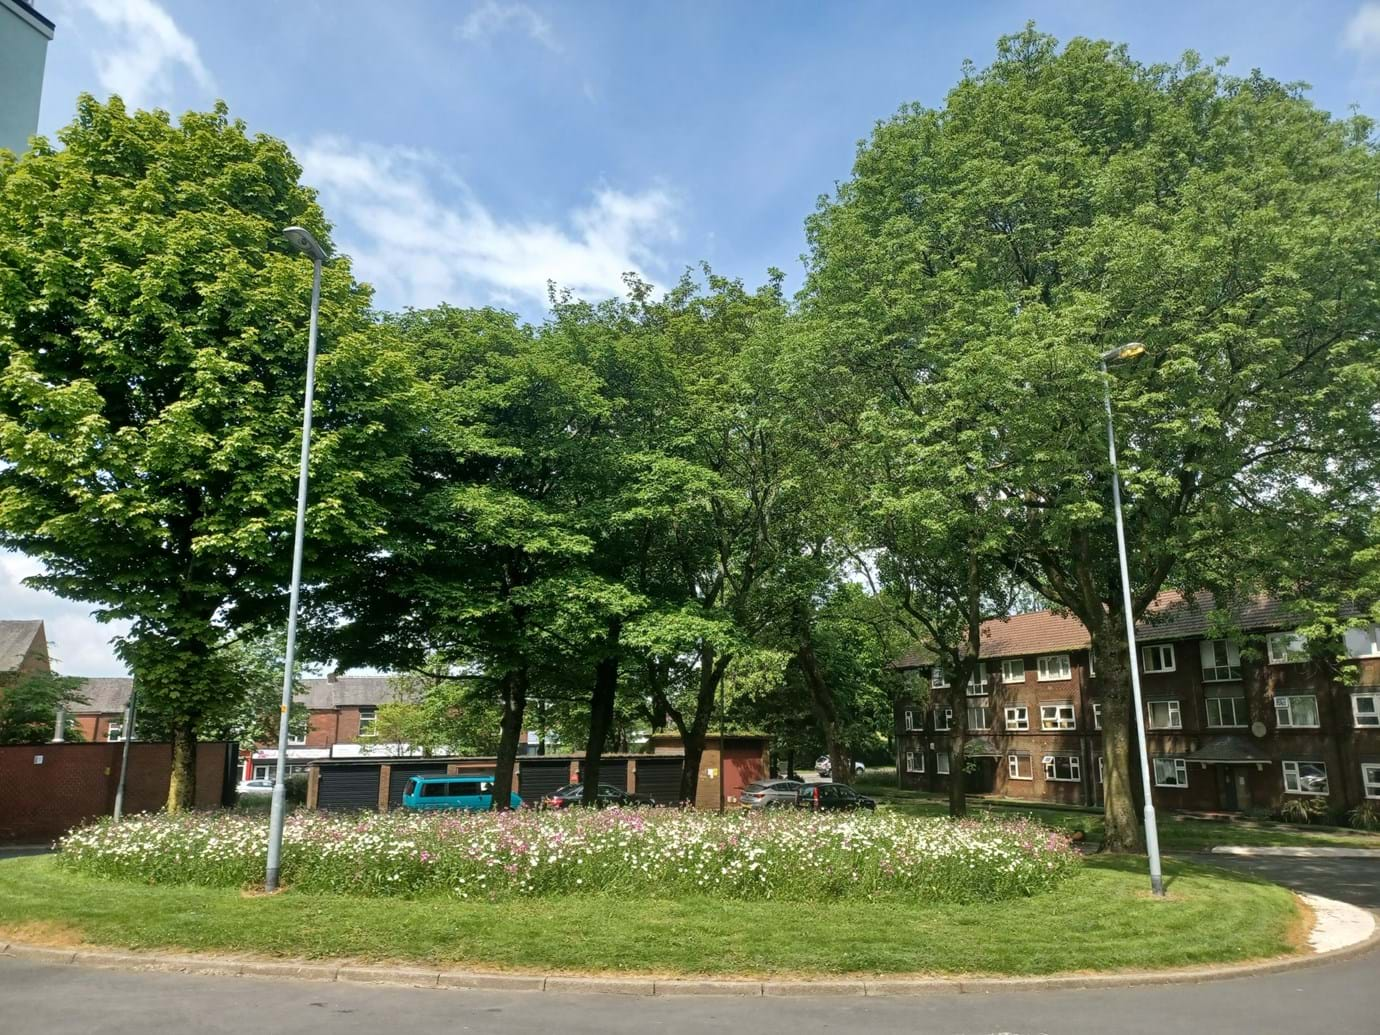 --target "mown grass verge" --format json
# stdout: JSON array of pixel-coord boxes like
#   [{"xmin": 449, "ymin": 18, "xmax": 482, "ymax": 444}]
[{"xmin": 0, "ymin": 854, "xmax": 1299, "ymax": 976}]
